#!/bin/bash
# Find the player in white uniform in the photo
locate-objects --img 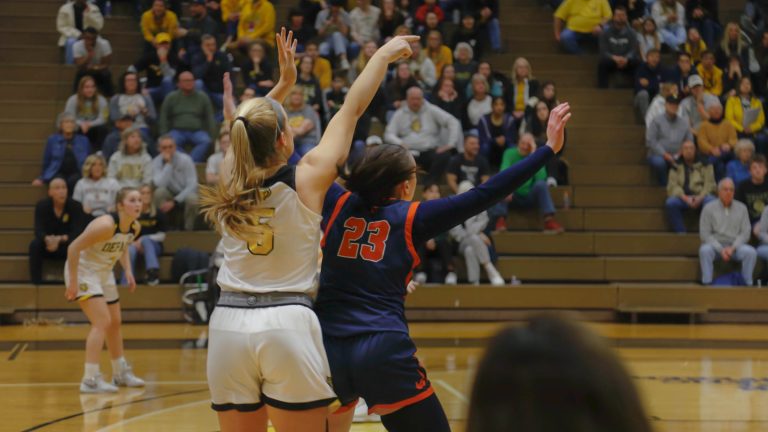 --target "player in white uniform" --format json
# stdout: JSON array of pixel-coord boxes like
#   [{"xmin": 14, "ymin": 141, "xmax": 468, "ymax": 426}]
[
  {"xmin": 65, "ymin": 187, "xmax": 145, "ymax": 393},
  {"xmin": 200, "ymin": 28, "xmax": 419, "ymax": 432}
]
